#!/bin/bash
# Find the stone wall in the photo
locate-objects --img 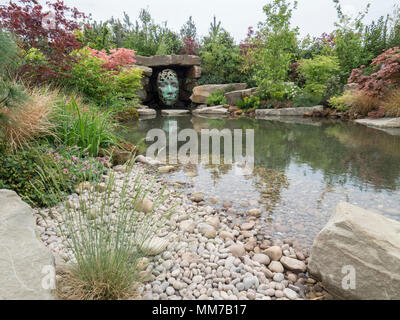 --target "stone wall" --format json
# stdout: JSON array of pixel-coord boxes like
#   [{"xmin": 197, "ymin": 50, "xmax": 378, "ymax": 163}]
[{"xmin": 134, "ymin": 55, "xmax": 201, "ymax": 107}]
